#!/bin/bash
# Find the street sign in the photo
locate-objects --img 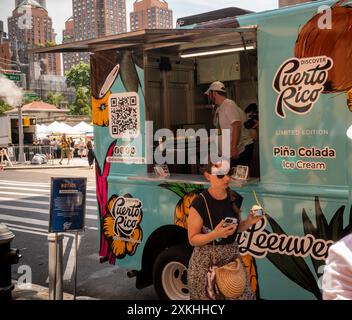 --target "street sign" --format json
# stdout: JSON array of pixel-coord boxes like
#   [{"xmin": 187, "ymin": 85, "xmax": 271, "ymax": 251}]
[
  {"xmin": 23, "ymin": 92, "xmax": 40, "ymax": 100},
  {"xmin": 49, "ymin": 177, "xmax": 87, "ymax": 233},
  {"xmin": 4, "ymin": 73, "xmax": 21, "ymax": 82}
]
